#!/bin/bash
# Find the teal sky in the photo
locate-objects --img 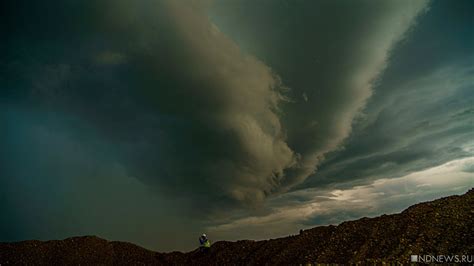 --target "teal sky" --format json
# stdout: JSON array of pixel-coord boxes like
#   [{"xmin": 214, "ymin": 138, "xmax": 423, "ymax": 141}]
[{"xmin": 1, "ymin": 0, "xmax": 473, "ymax": 251}]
